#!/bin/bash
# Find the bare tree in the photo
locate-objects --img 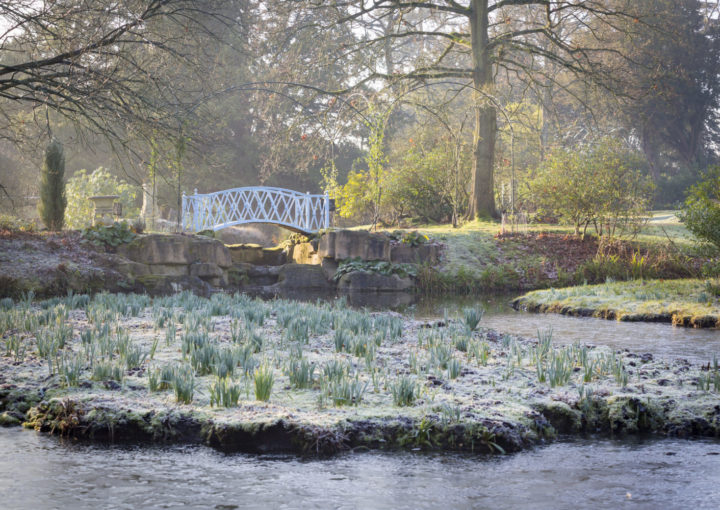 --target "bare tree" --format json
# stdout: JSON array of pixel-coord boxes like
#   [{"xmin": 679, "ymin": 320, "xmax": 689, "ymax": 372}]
[
  {"xmin": 0, "ymin": 1, "xmax": 240, "ymax": 150},
  {"xmin": 276, "ymin": 1, "xmax": 650, "ymax": 219}
]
